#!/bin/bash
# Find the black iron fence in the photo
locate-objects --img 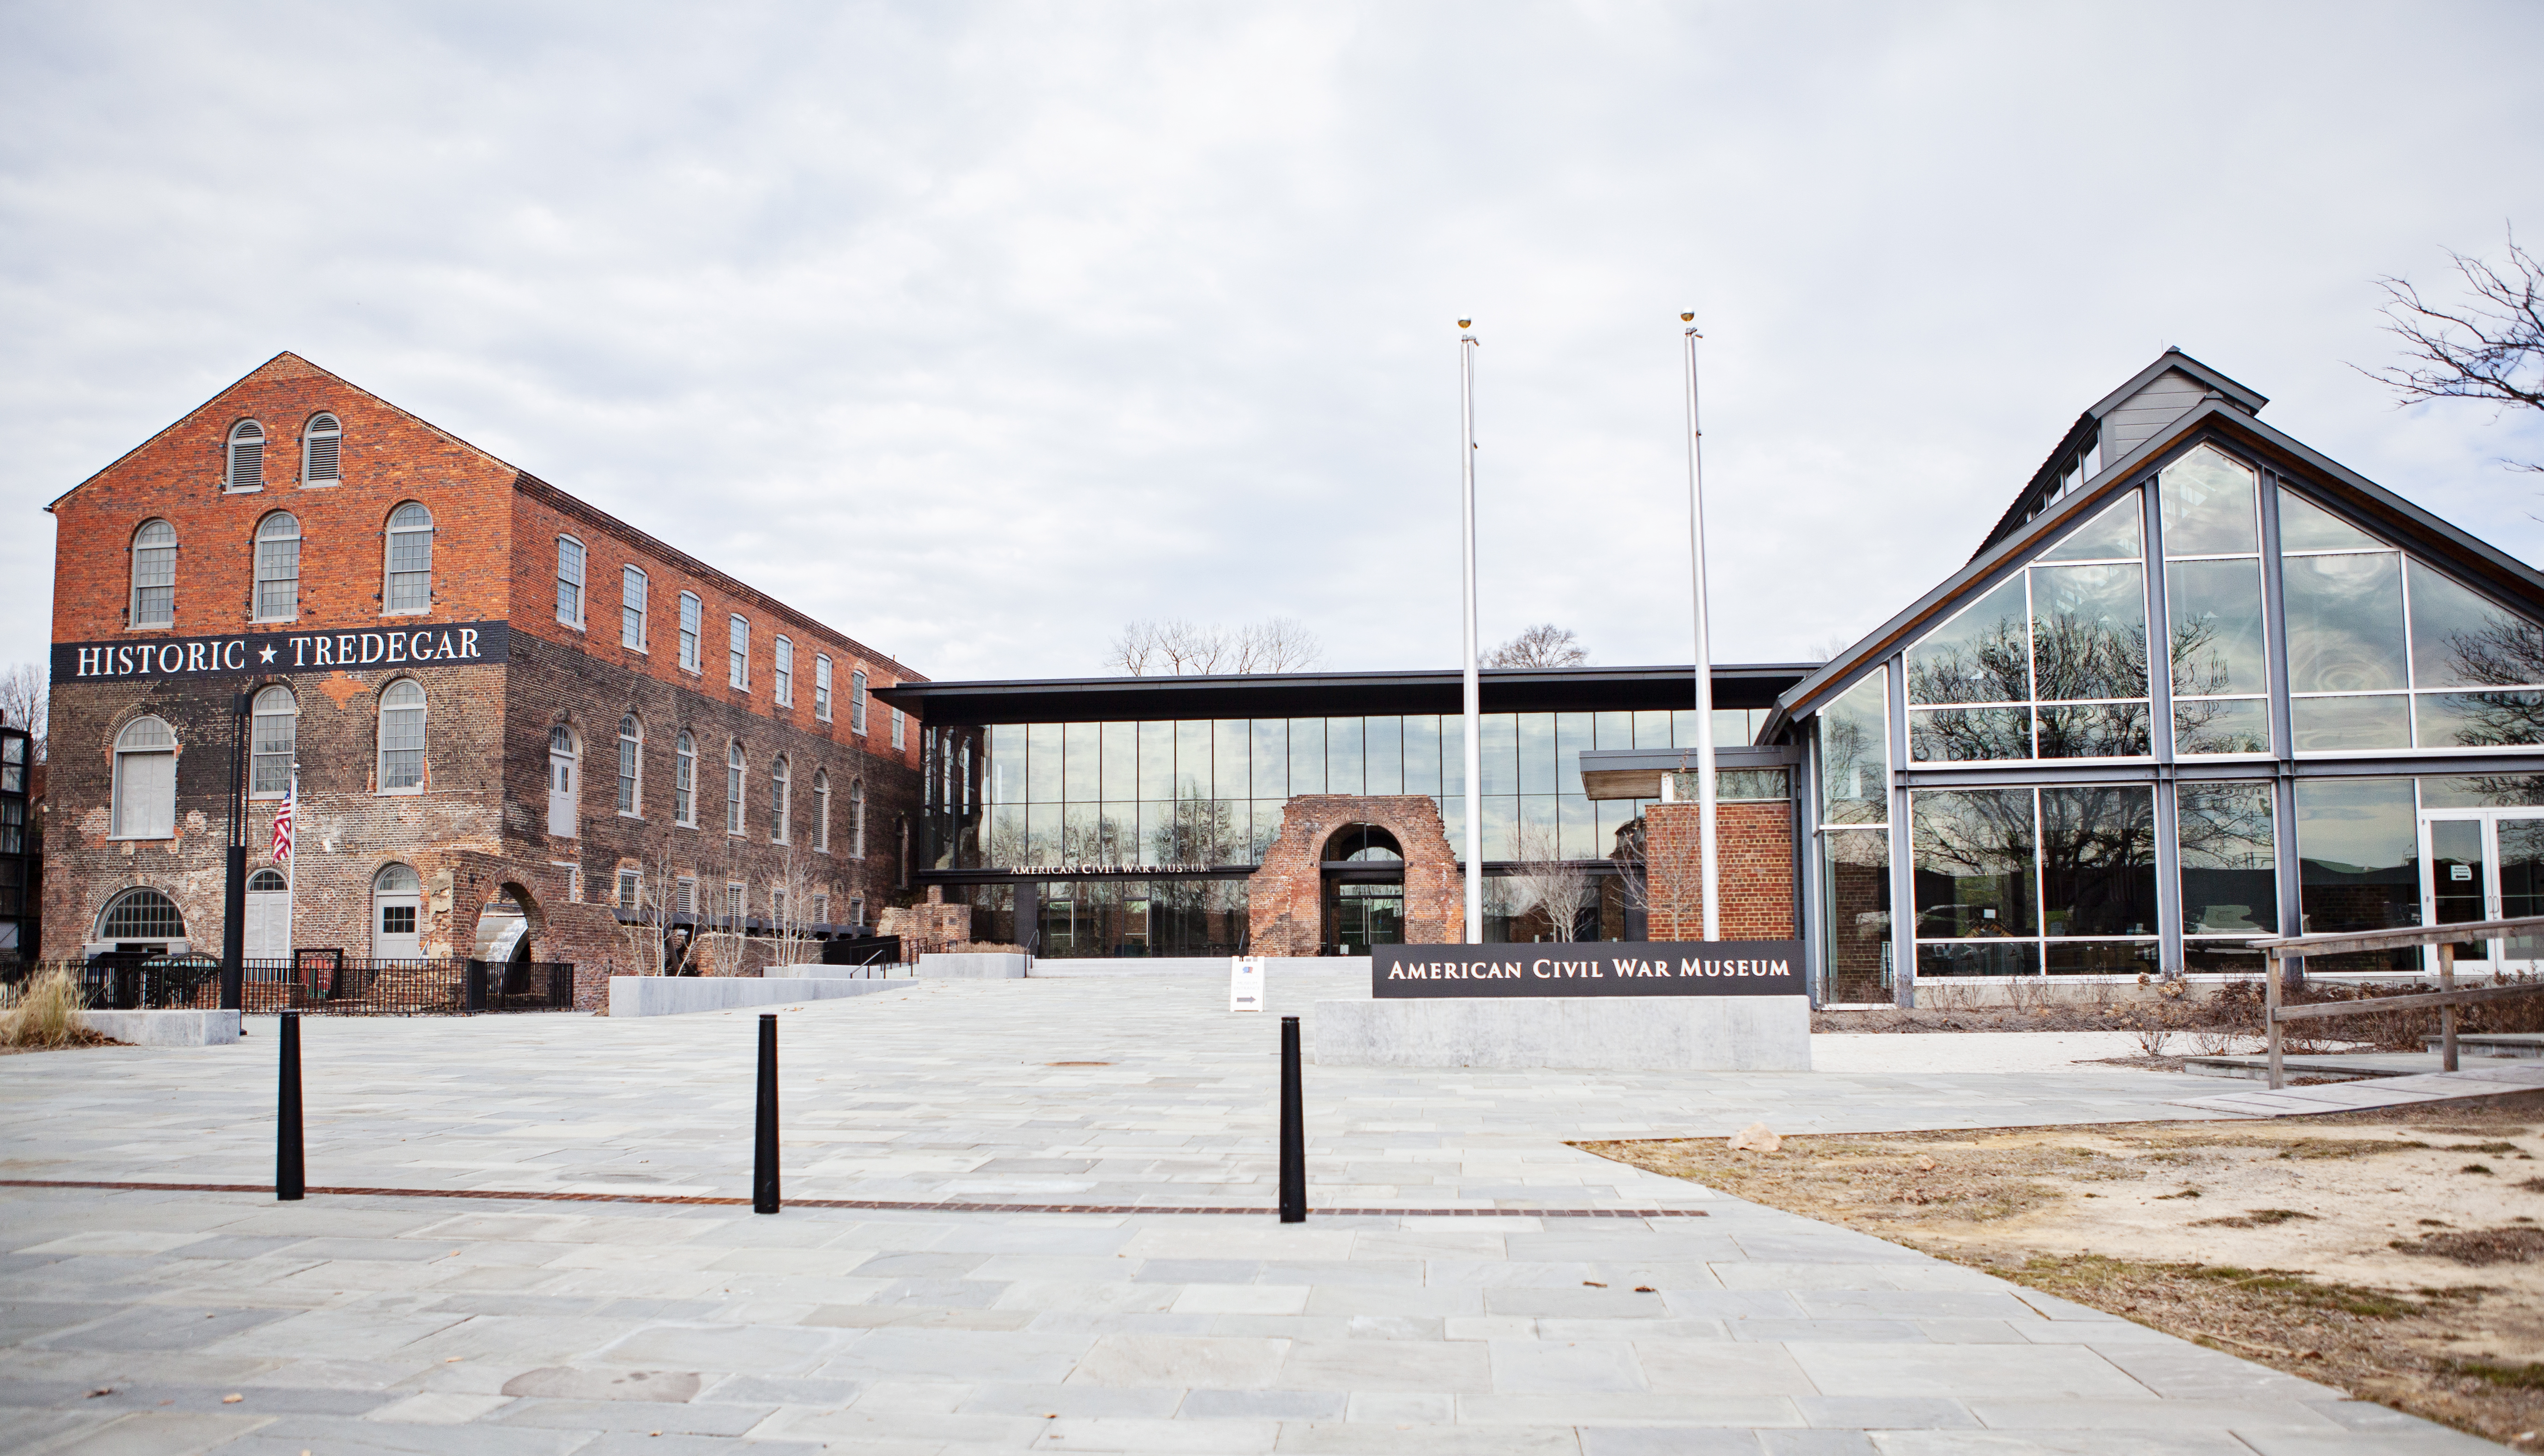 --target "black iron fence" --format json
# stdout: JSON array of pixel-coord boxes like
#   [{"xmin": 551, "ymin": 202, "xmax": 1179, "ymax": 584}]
[{"xmin": 12, "ymin": 954, "xmax": 576, "ymax": 1016}]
